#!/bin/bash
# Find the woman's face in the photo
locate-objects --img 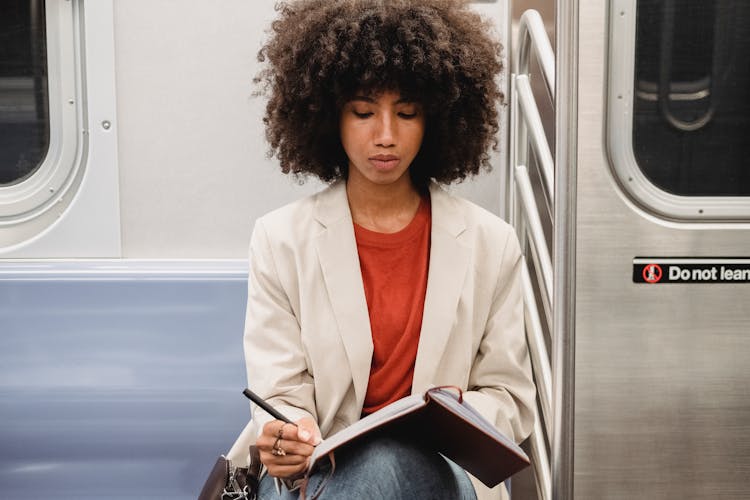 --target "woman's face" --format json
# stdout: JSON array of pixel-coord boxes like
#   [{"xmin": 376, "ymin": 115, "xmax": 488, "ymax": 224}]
[{"xmin": 339, "ymin": 90, "xmax": 425, "ymax": 191}]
